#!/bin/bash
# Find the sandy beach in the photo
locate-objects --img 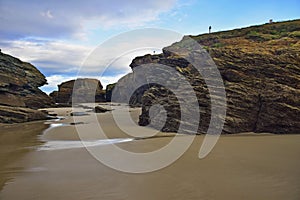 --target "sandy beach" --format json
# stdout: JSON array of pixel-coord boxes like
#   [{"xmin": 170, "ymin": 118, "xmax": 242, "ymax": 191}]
[
  {"xmin": 0, "ymin": 104, "xmax": 299, "ymax": 200},
  {"xmin": 1, "ymin": 2, "xmax": 299, "ymax": 200}
]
